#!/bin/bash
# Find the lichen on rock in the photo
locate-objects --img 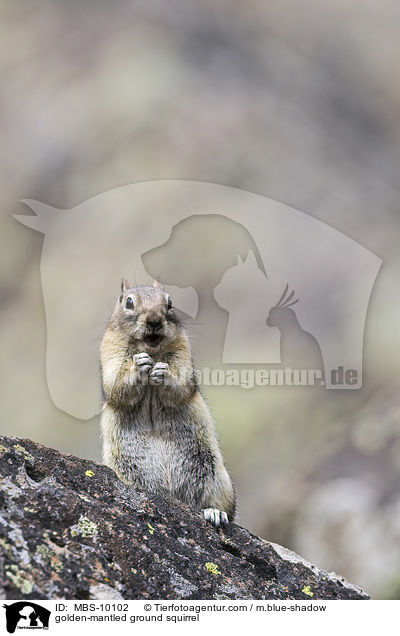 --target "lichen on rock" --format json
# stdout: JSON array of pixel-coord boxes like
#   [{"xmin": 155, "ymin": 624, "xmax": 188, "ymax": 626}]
[{"xmin": 0, "ymin": 435, "xmax": 369, "ymax": 600}]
